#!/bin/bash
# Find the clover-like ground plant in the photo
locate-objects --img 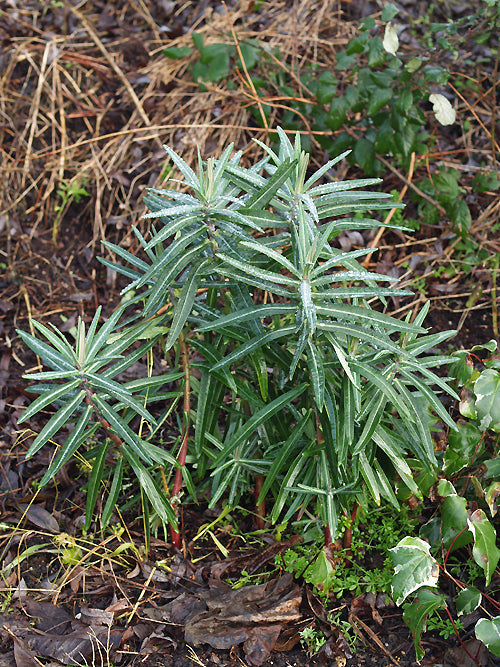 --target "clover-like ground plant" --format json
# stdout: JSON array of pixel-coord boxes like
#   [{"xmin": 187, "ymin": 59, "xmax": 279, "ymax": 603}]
[{"xmin": 18, "ymin": 128, "xmax": 458, "ymax": 549}]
